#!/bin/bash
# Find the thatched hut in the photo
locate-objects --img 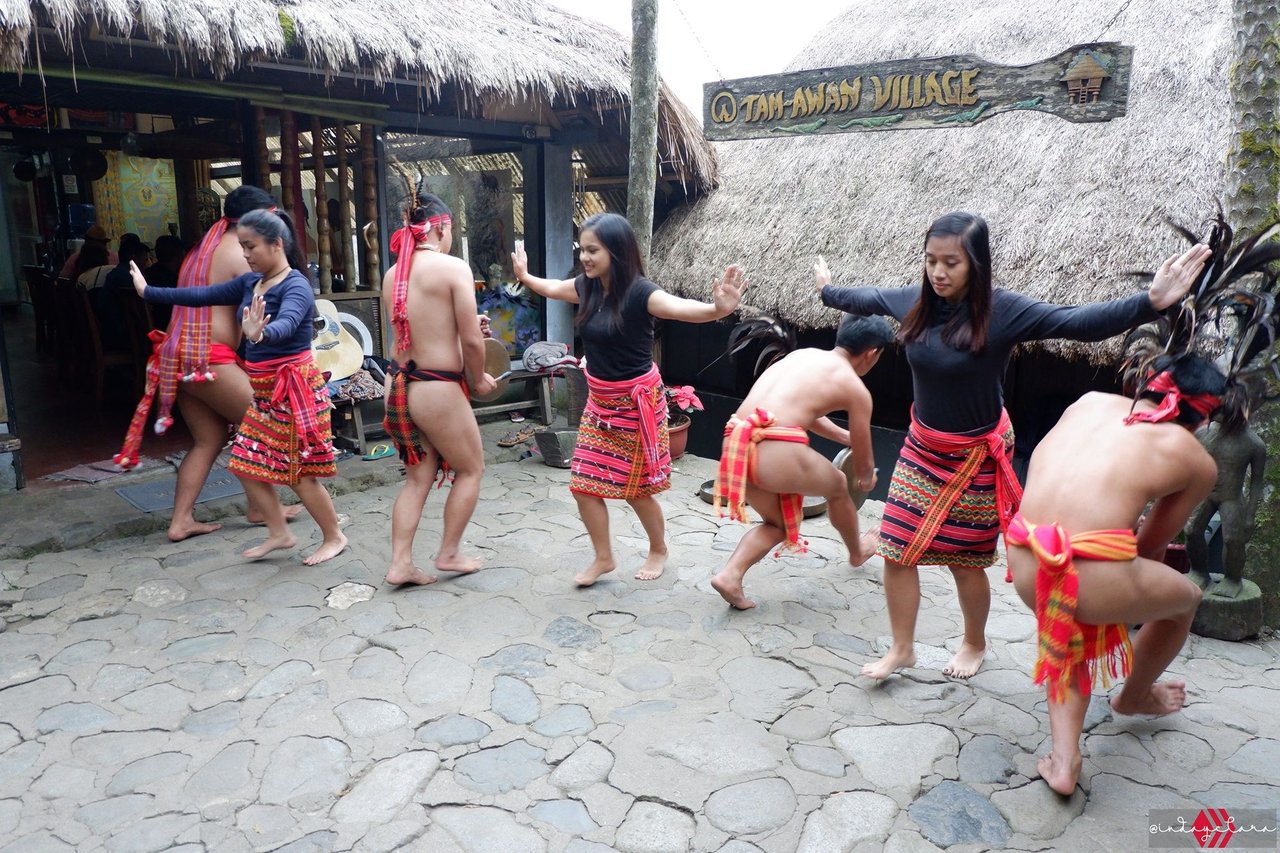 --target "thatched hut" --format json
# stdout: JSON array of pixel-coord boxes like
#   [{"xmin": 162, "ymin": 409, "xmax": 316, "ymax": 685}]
[
  {"xmin": 0, "ymin": 0, "xmax": 716, "ymax": 488},
  {"xmin": 651, "ymin": 0, "xmax": 1231, "ymax": 449}
]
